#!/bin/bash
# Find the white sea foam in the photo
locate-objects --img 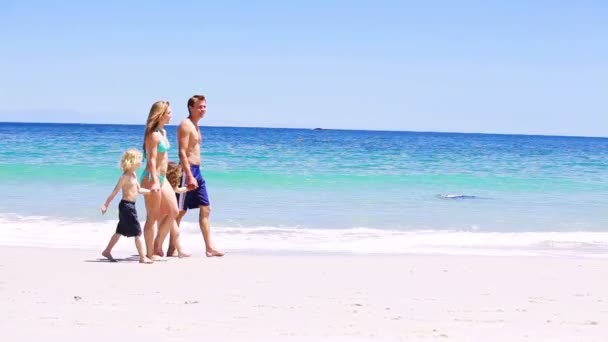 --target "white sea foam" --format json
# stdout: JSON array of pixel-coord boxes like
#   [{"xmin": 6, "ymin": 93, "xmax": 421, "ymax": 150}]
[{"xmin": 1, "ymin": 214, "xmax": 607, "ymax": 258}]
